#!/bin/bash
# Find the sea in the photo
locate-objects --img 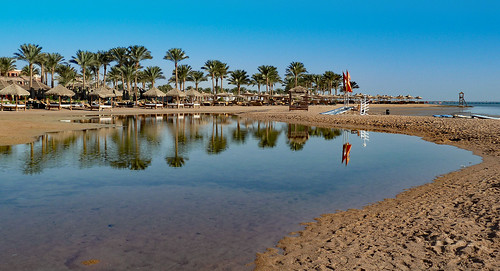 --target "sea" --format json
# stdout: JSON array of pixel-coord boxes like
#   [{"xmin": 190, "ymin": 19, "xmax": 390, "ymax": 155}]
[{"xmin": 430, "ymin": 102, "xmax": 500, "ymax": 117}]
